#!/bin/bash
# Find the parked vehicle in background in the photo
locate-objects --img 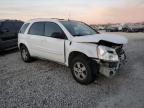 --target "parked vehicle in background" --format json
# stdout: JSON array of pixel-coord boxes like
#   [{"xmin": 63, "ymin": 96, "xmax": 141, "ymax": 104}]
[
  {"xmin": 106, "ymin": 26, "xmax": 118, "ymax": 32},
  {"xmin": 122, "ymin": 24, "xmax": 144, "ymax": 32},
  {"xmin": 0, "ymin": 20, "xmax": 24, "ymax": 51},
  {"xmin": 139, "ymin": 24, "xmax": 144, "ymax": 32},
  {"xmin": 90, "ymin": 25, "xmax": 99, "ymax": 31},
  {"xmin": 18, "ymin": 18, "xmax": 127, "ymax": 84},
  {"xmin": 98, "ymin": 26, "xmax": 105, "ymax": 30},
  {"xmin": 106, "ymin": 25, "xmax": 123, "ymax": 32}
]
